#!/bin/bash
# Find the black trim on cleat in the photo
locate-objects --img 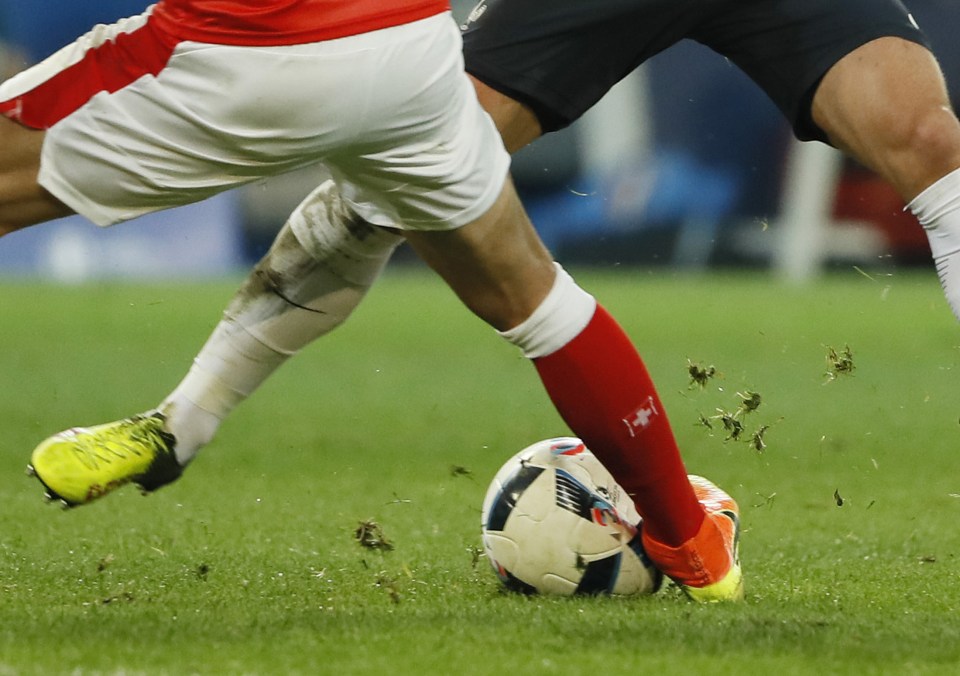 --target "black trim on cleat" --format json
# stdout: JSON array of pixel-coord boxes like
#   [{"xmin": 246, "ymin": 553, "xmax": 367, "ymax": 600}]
[{"xmin": 130, "ymin": 413, "xmax": 183, "ymax": 493}]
